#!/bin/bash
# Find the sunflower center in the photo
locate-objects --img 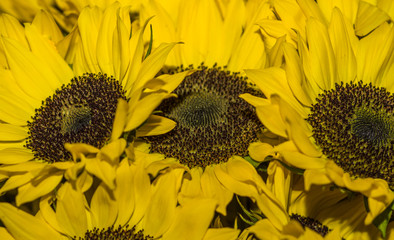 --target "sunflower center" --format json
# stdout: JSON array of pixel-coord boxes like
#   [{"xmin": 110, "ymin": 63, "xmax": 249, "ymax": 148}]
[
  {"xmin": 144, "ymin": 65, "xmax": 263, "ymax": 168},
  {"xmin": 350, "ymin": 105, "xmax": 394, "ymax": 146},
  {"xmin": 74, "ymin": 225, "xmax": 152, "ymax": 240},
  {"xmin": 290, "ymin": 213, "xmax": 330, "ymax": 237},
  {"xmin": 169, "ymin": 92, "xmax": 227, "ymax": 128},
  {"xmin": 60, "ymin": 104, "xmax": 92, "ymax": 134},
  {"xmin": 307, "ymin": 81, "xmax": 394, "ymax": 189},
  {"xmin": 25, "ymin": 73, "xmax": 126, "ymax": 163}
]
